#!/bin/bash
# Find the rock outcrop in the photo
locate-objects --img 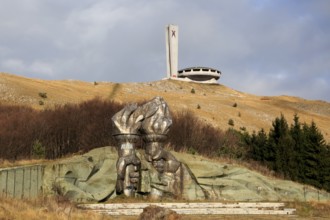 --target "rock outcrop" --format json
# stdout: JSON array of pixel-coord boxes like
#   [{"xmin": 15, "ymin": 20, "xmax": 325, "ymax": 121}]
[{"xmin": 138, "ymin": 205, "xmax": 181, "ymax": 220}]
